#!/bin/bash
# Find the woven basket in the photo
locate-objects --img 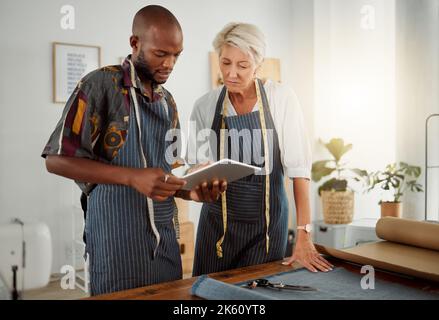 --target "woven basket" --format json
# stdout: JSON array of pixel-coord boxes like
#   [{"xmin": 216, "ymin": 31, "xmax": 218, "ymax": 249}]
[{"xmin": 321, "ymin": 190, "xmax": 354, "ymax": 224}]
